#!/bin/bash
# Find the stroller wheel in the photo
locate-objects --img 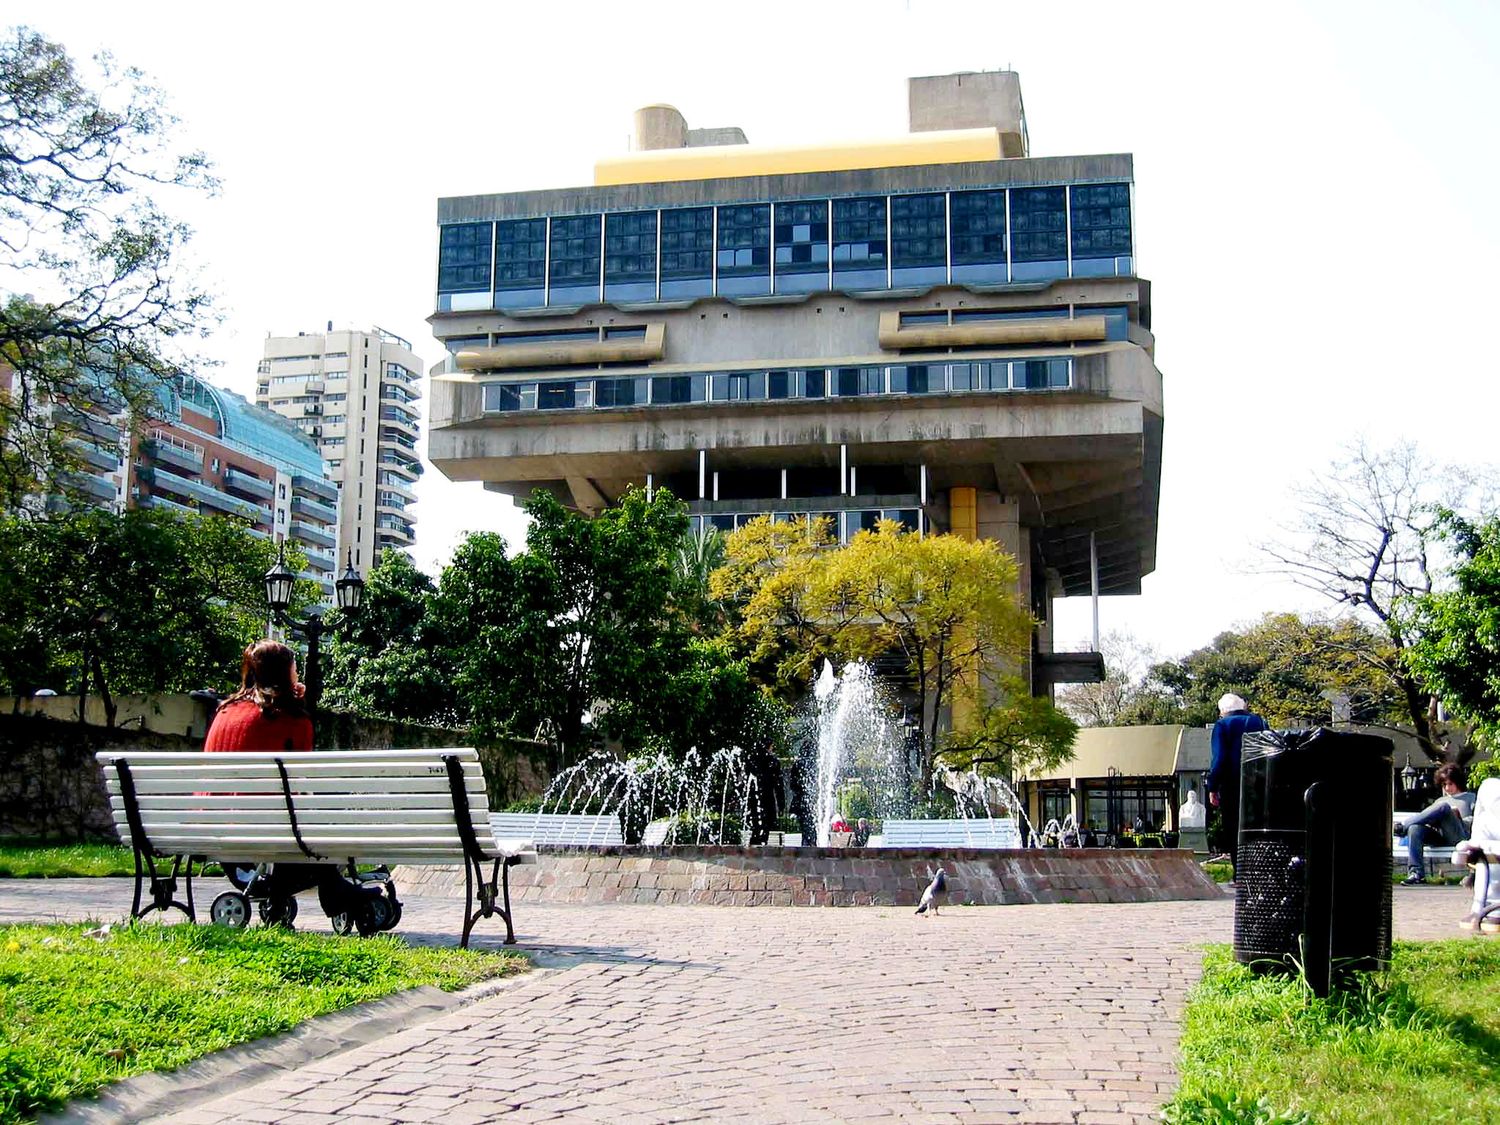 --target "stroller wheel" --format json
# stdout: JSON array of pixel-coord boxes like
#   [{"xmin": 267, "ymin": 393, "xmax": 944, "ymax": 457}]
[
  {"xmin": 210, "ymin": 891, "xmax": 251, "ymax": 929},
  {"xmin": 381, "ymin": 884, "xmax": 403, "ymax": 932},
  {"xmin": 258, "ymin": 896, "xmax": 298, "ymax": 927},
  {"xmin": 329, "ymin": 911, "xmax": 356, "ymax": 936},
  {"xmin": 355, "ymin": 895, "xmax": 393, "ymax": 937}
]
